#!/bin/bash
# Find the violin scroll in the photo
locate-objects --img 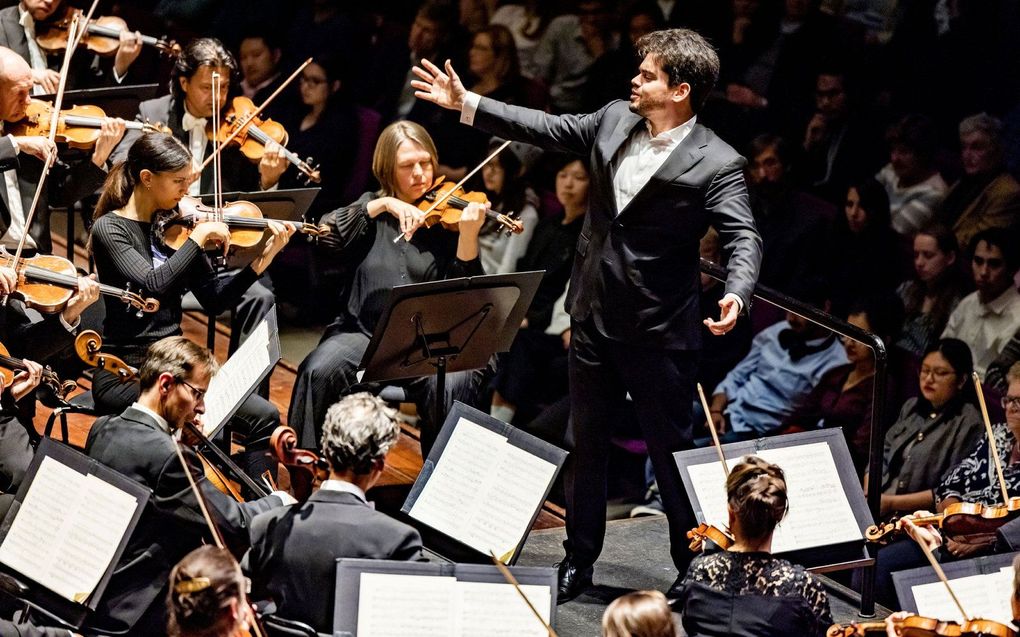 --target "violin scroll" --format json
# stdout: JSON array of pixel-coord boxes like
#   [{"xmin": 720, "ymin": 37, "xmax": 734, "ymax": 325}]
[
  {"xmin": 74, "ymin": 330, "xmax": 137, "ymax": 381},
  {"xmin": 270, "ymin": 425, "xmax": 328, "ymax": 502},
  {"xmin": 686, "ymin": 522, "xmax": 734, "ymax": 552}
]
